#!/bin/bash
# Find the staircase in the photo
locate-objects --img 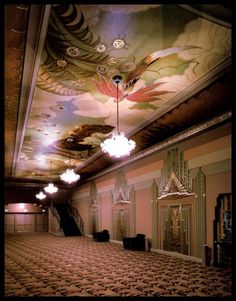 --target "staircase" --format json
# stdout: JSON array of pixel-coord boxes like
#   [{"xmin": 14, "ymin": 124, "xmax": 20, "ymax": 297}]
[{"xmin": 53, "ymin": 202, "xmax": 84, "ymax": 236}]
